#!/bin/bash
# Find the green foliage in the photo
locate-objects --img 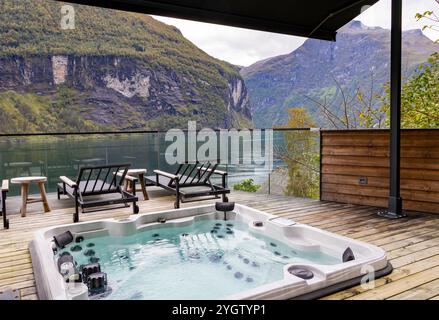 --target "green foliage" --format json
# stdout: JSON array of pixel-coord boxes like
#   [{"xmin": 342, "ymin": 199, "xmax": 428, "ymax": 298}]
[
  {"xmin": 415, "ymin": 10, "xmax": 439, "ymax": 42},
  {"xmin": 276, "ymin": 108, "xmax": 319, "ymax": 199},
  {"xmin": 0, "ymin": 90, "xmax": 101, "ymax": 134},
  {"xmin": 0, "ymin": 0, "xmax": 239, "ymax": 79},
  {"xmin": 380, "ymin": 7, "xmax": 438, "ymax": 128},
  {"xmin": 380, "ymin": 53, "xmax": 439, "ymax": 128},
  {"xmin": 233, "ymin": 179, "xmax": 261, "ymax": 193}
]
